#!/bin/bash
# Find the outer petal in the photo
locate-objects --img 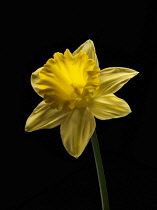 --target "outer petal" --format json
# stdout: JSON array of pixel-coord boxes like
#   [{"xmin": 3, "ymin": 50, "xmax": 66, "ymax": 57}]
[
  {"xmin": 96, "ymin": 67, "xmax": 139, "ymax": 95},
  {"xmin": 60, "ymin": 108, "xmax": 96, "ymax": 158},
  {"xmin": 25, "ymin": 101, "xmax": 71, "ymax": 132},
  {"xmin": 73, "ymin": 39, "xmax": 99, "ymax": 68},
  {"xmin": 89, "ymin": 94, "xmax": 131, "ymax": 120},
  {"xmin": 31, "ymin": 67, "xmax": 44, "ymax": 97}
]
